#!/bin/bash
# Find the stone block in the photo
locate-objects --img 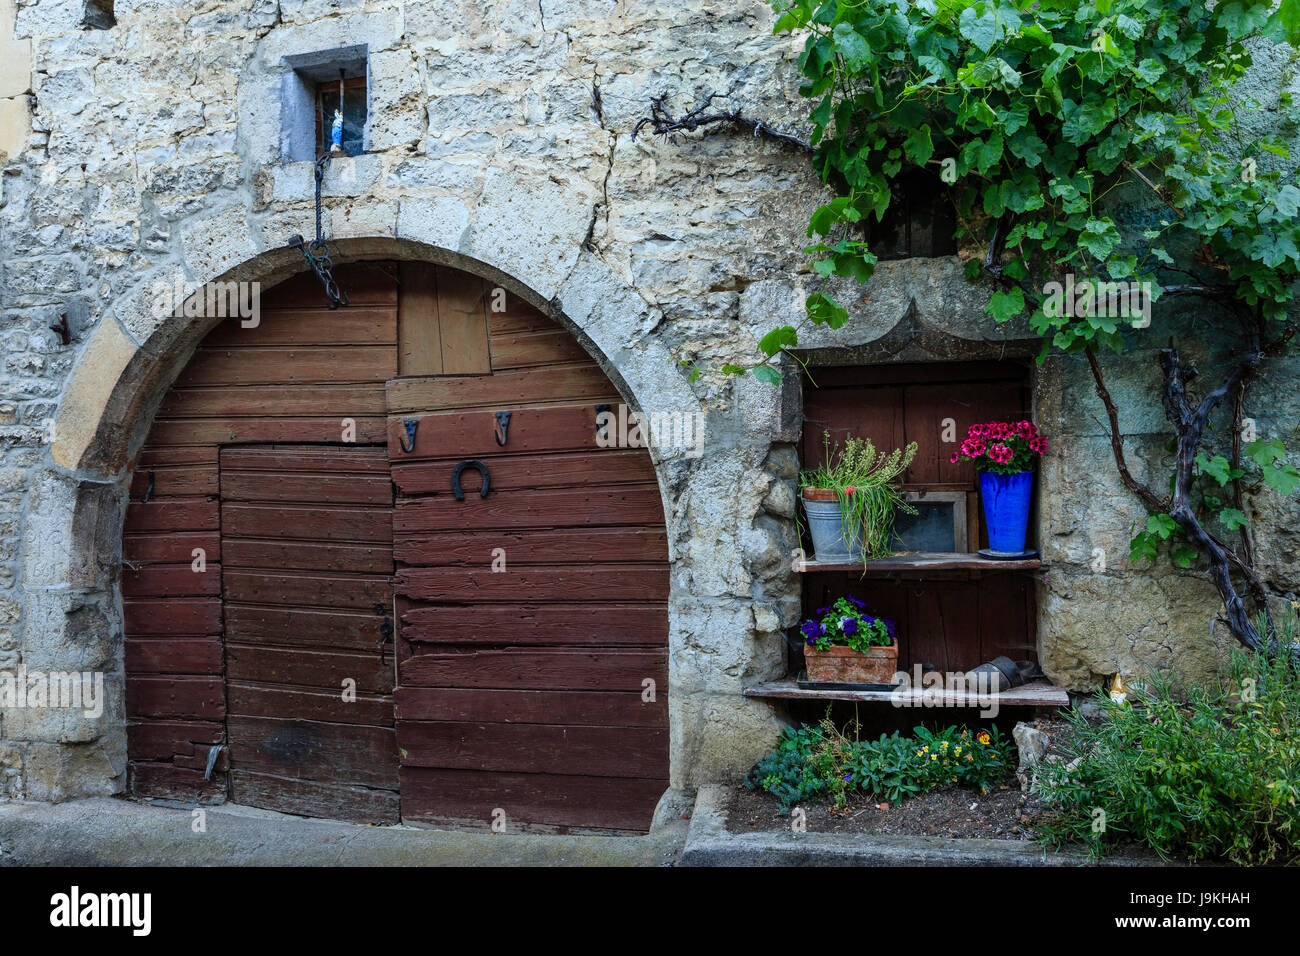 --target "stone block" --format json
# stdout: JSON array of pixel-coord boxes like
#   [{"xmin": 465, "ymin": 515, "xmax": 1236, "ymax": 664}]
[
  {"xmin": 50, "ymin": 318, "xmax": 138, "ymax": 471},
  {"xmin": 0, "ymin": 39, "xmax": 31, "ymax": 99},
  {"xmin": 0, "ymin": 95, "xmax": 30, "ymax": 159}
]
